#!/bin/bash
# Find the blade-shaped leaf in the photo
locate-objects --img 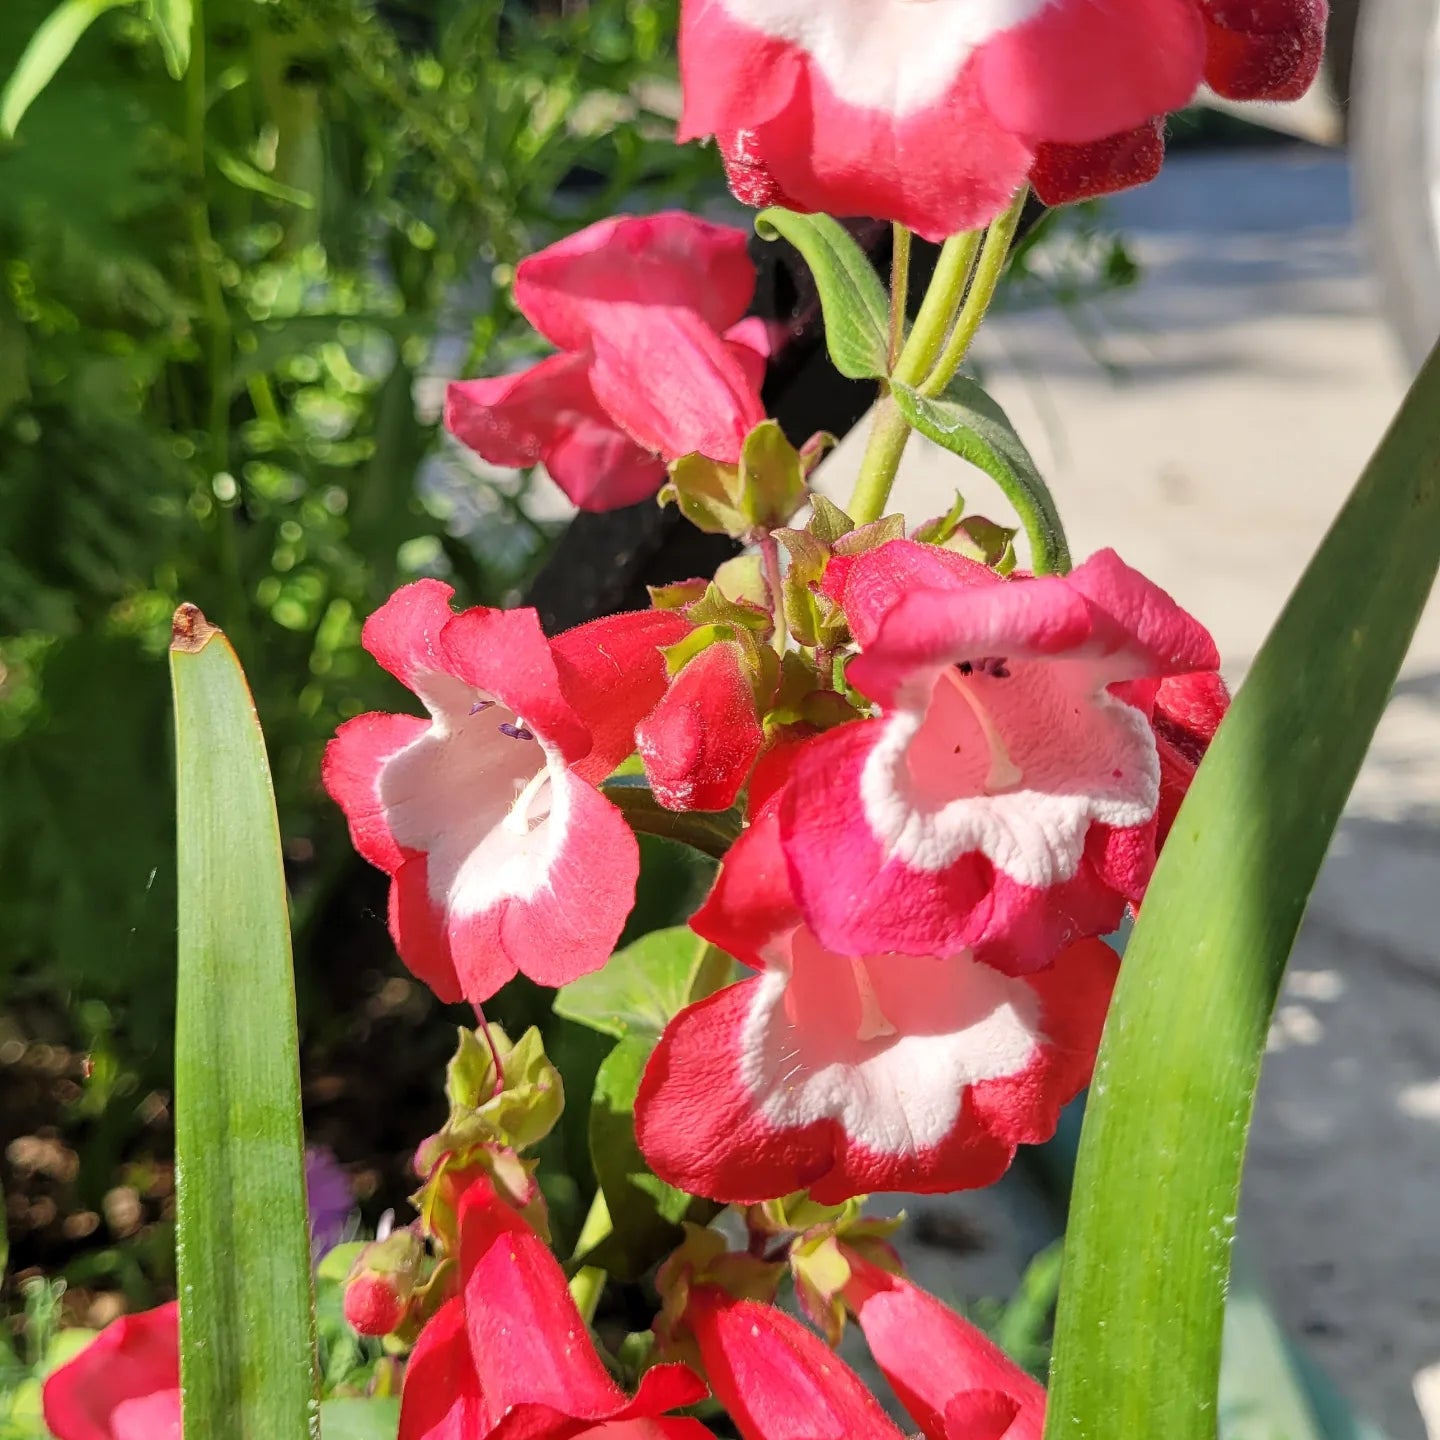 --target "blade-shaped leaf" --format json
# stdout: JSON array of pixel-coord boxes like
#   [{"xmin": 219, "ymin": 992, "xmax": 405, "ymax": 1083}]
[
  {"xmin": 170, "ymin": 605, "xmax": 317, "ymax": 1440},
  {"xmin": 1045, "ymin": 340, "xmax": 1440, "ymax": 1440},
  {"xmin": 755, "ymin": 209, "xmax": 890, "ymax": 380},
  {"xmin": 1, "ymin": 0, "xmax": 133, "ymax": 138},
  {"xmin": 146, "ymin": 0, "xmax": 191, "ymax": 77},
  {"xmin": 893, "ymin": 377, "xmax": 1070, "ymax": 575}
]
